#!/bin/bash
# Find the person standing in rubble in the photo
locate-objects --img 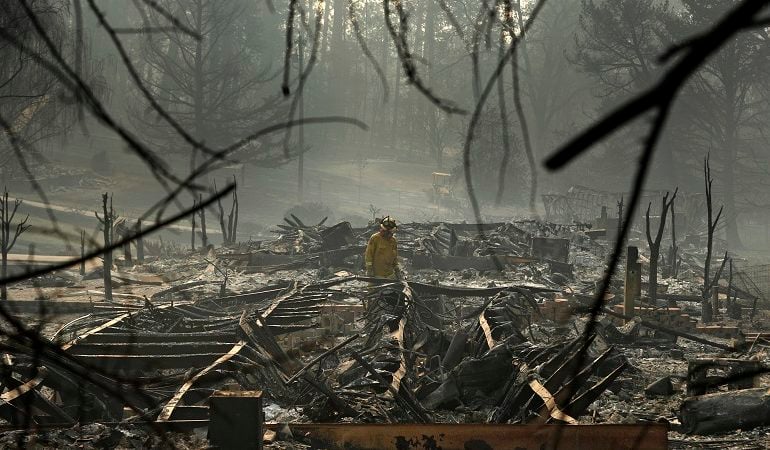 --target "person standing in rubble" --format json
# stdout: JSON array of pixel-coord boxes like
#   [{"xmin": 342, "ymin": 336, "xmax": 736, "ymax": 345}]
[{"xmin": 364, "ymin": 216, "xmax": 402, "ymax": 279}]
